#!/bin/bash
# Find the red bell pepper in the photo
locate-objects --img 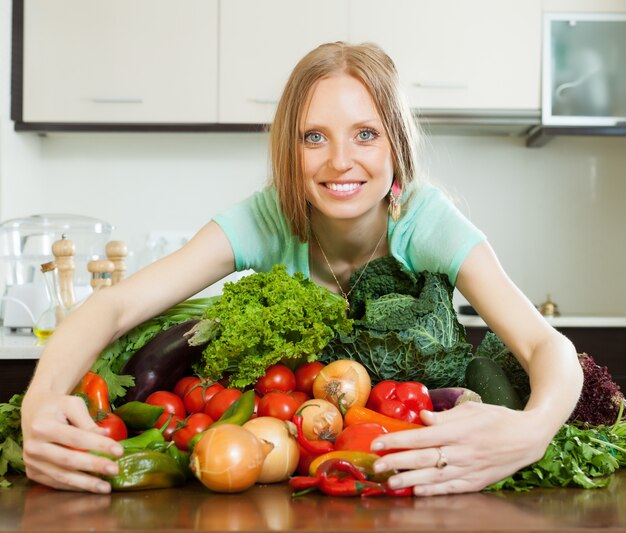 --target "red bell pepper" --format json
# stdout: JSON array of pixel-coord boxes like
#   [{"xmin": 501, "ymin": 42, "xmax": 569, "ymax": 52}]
[
  {"xmin": 72, "ymin": 371, "xmax": 111, "ymax": 417},
  {"xmin": 366, "ymin": 380, "xmax": 433, "ymax": 423}
]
